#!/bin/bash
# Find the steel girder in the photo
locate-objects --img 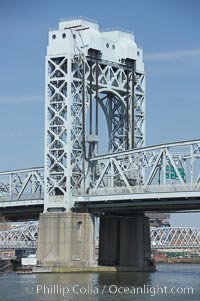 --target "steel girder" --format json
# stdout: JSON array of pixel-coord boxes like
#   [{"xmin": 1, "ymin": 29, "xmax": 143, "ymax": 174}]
[{"xmin": 151, "ymin": 227, "xmax": 200, "ymax": 249}]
